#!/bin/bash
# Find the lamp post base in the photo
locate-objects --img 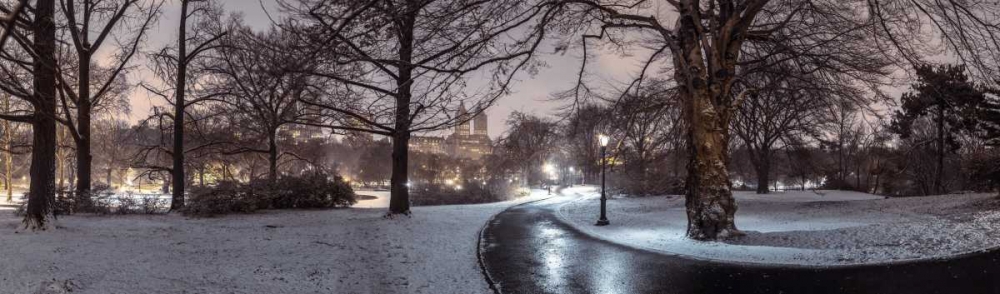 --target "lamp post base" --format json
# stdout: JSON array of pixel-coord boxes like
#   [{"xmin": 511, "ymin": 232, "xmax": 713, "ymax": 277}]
[{"xmin": 595, "ymin": 219, "xmax": 610, "ymax": 226}]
